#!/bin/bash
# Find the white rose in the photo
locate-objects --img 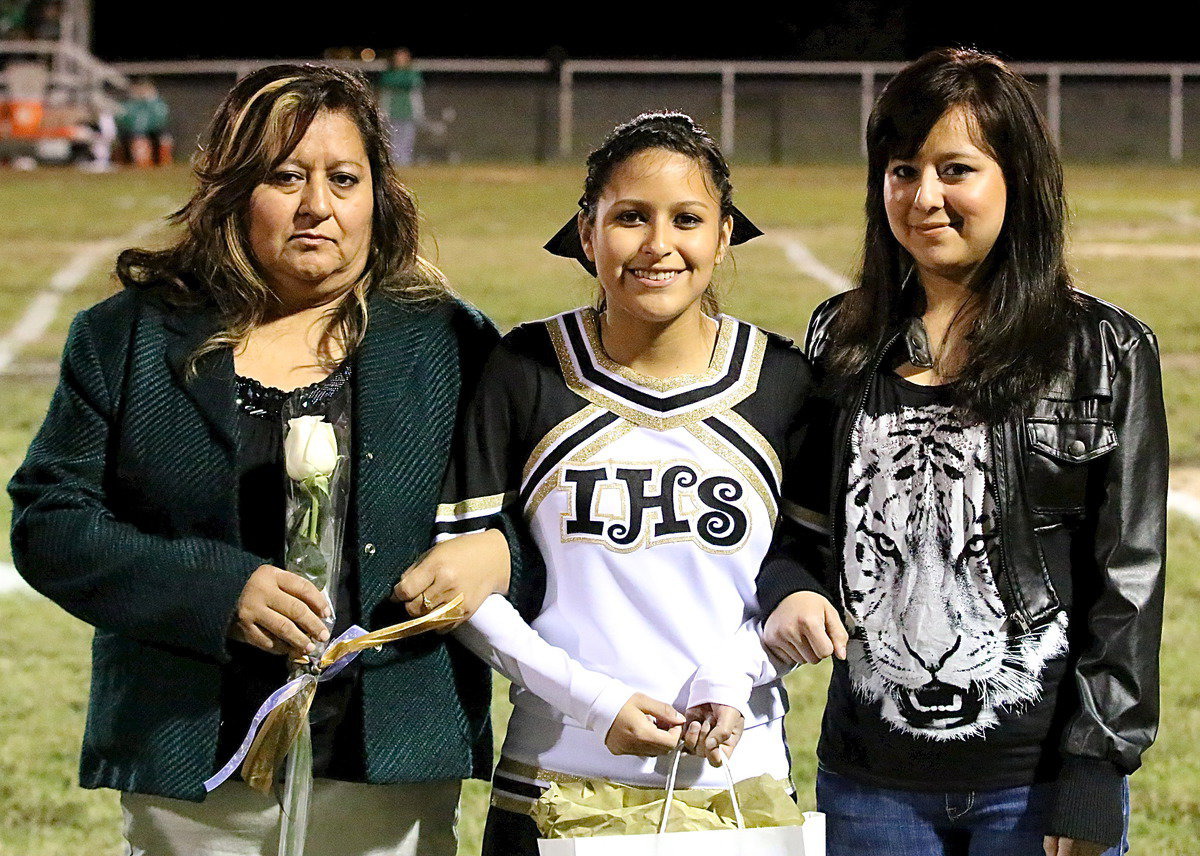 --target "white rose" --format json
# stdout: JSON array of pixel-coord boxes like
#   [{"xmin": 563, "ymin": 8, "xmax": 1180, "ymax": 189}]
[{"xmin": 284, "ymin": 415, "xmax": 339, "ymax": 481}]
